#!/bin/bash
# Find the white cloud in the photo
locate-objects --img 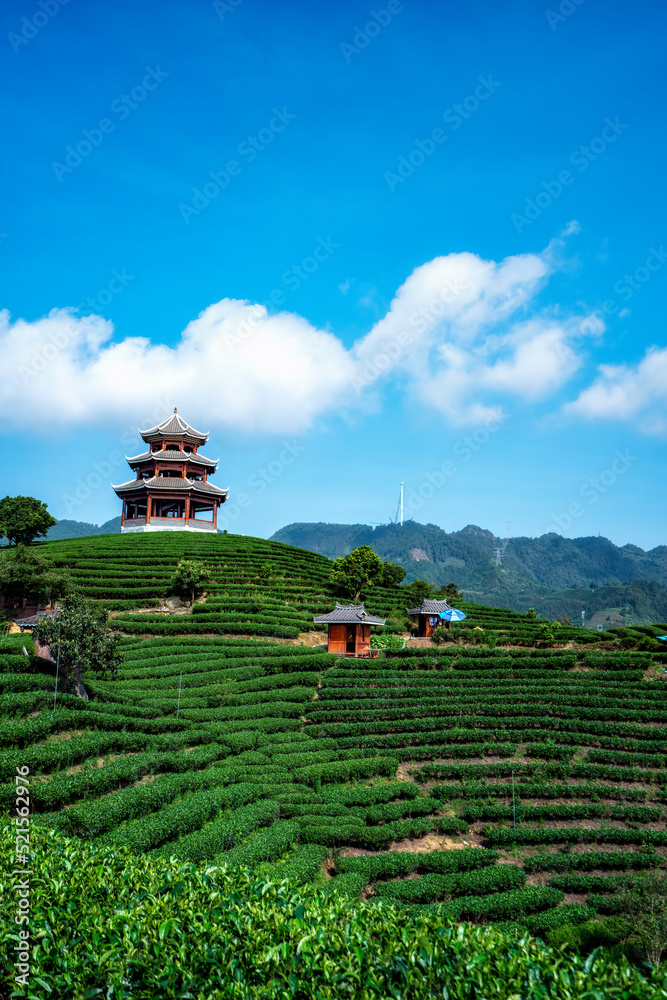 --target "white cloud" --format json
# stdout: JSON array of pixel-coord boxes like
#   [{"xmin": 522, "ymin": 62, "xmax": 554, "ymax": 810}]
[
  {"xmin": 0, "ymin": 244, "xmax": 602, "ymax": 435},
  {"xmin": 352, "ymin": 249, "xmax": 601, "ymax": 425},
  {"xmin": 0, "ymin": 302, "xmax": 355, "ymax": 435},
  {"xmin": 564, "ymin": 346, "xmax": 667, "ymax": 434}
]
